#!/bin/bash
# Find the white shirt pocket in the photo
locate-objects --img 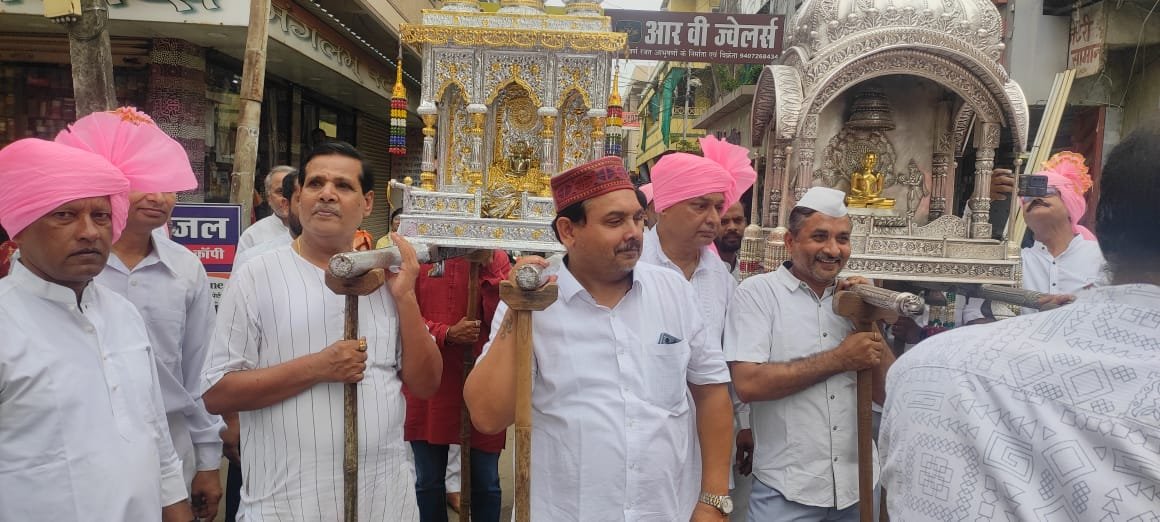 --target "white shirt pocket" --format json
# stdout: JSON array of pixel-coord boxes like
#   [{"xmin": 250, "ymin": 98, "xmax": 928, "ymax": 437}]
[
  {"xmin": 641, "ymin": 341, "xmax": 691, "ymax": 414},
  {"xmin": 103, "ymin": 347, "xmax": 156, "ymax": 441}
]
